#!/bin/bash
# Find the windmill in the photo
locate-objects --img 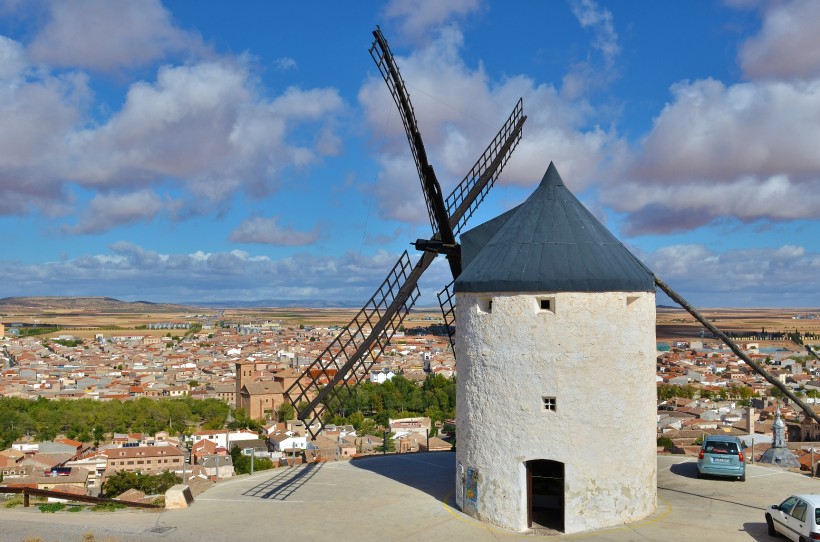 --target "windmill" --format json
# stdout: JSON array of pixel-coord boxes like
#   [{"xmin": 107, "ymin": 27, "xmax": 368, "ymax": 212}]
[{"xmin": 284, "ymin": 27, "xmax": 526, "ymax": 438}]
